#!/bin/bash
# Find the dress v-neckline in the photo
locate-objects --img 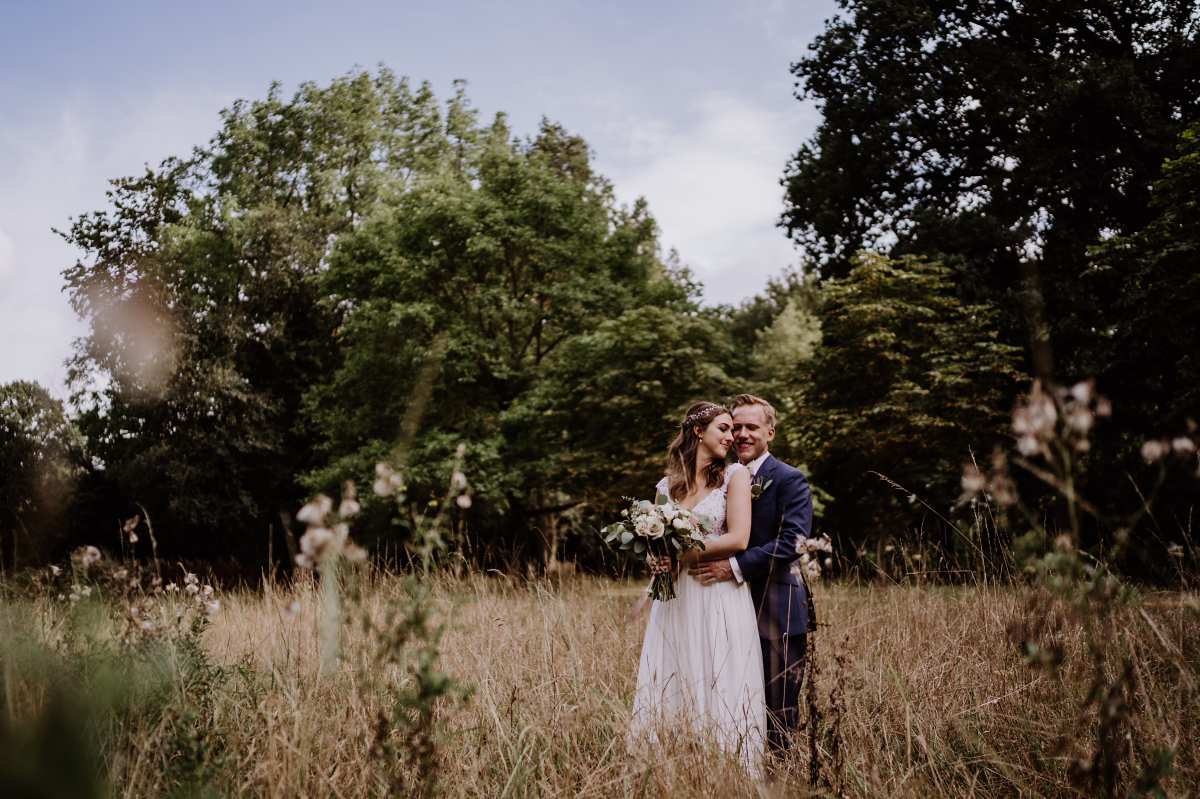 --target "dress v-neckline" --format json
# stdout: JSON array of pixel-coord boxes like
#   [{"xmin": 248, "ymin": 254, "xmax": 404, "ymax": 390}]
[{"xmin": 680, "ymin": 487, "xmax": 718, "ymax": 512}]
